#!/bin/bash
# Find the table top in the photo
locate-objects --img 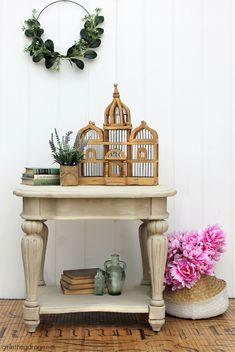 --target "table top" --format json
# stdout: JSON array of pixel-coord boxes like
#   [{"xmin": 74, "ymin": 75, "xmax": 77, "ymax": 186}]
[{"xmin": 13, "ymin": 185, "xmax": 176, "ymax": 199}]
